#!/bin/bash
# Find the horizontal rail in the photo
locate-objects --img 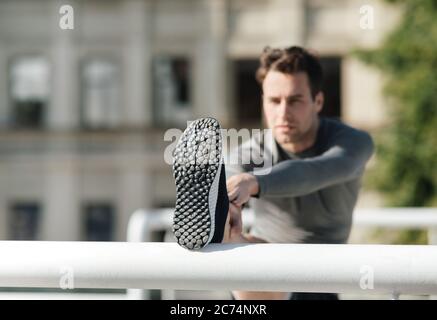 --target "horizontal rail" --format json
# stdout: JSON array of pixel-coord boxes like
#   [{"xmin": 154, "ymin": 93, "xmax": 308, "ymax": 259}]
[
  {"xmin": 353, "ymin": 208, "xmax": 437, "ymax": 228},
  {"xmin": 0, "ymin": 241, "xmax": 437, "ymax": 295},
  {"xmin": 127, "ymin": 207, "xmax": 437, "ymax": 242}
]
